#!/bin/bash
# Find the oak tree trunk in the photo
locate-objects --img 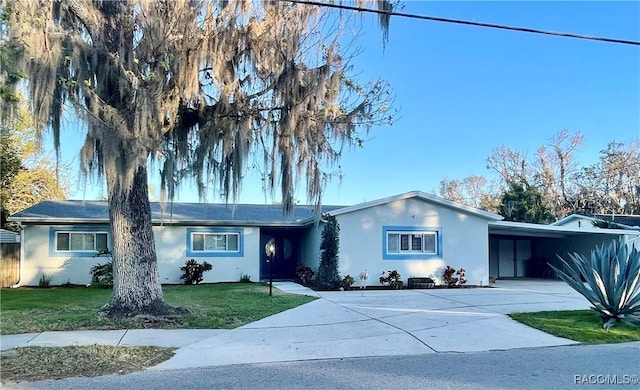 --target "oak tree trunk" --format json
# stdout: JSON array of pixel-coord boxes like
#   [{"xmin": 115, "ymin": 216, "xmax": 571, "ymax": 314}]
[{"xmin": 100, "ymin": 164, "xmax": 184, "ymax": 318}]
